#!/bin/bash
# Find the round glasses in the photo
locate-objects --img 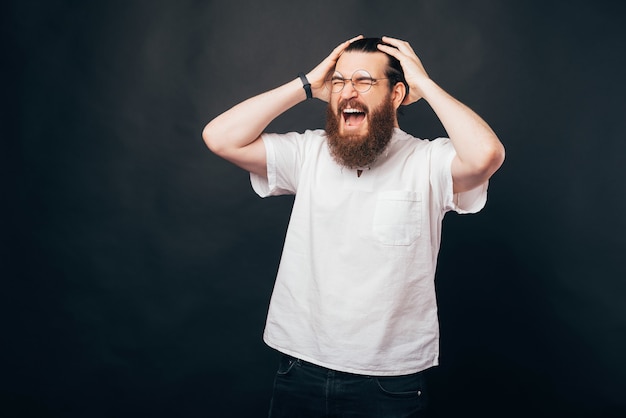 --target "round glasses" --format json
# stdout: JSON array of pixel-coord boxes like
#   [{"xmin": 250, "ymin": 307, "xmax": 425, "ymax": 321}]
[{"xmin": 326, "ymin": 69, "xmax": 388, "ymax": 93}]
